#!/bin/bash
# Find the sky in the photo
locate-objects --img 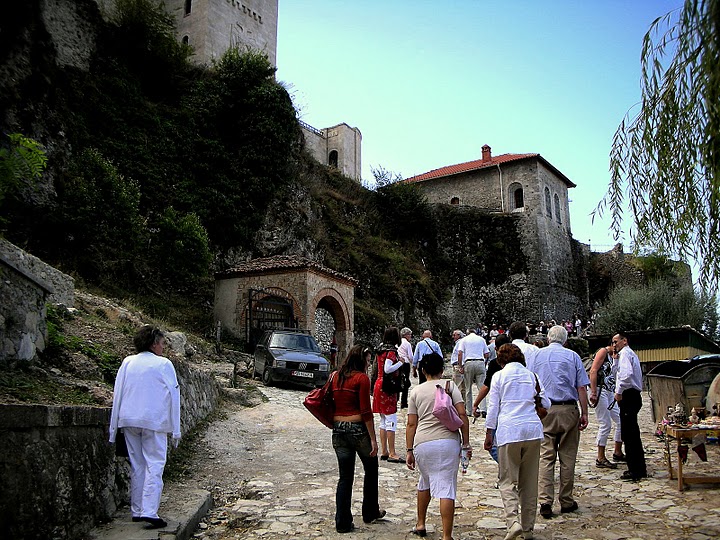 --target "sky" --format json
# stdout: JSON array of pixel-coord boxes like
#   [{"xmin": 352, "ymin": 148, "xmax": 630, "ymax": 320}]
[{"xmin": 275, "ymin": 0, "xmax": 683, "ymax": 254}]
